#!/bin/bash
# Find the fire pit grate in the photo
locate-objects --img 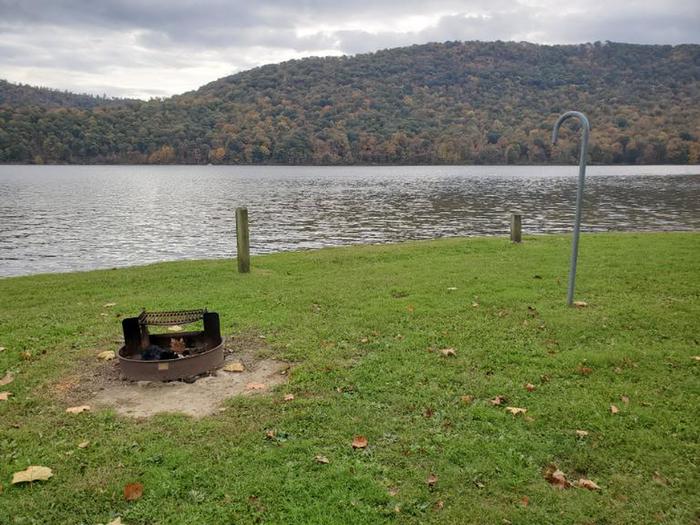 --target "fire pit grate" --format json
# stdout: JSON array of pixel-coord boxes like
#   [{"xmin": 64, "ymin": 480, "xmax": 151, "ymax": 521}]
[{"xmin": 118, "ymin": 309, "xmax": 224, "ymax": 381}]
